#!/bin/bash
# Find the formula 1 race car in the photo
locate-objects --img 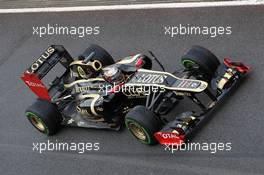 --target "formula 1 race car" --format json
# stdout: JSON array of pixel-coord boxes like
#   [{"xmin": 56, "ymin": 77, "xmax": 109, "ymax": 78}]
[{"xmin": 21, "ymin": 44, "xmax": 249, "ymax": 145}]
